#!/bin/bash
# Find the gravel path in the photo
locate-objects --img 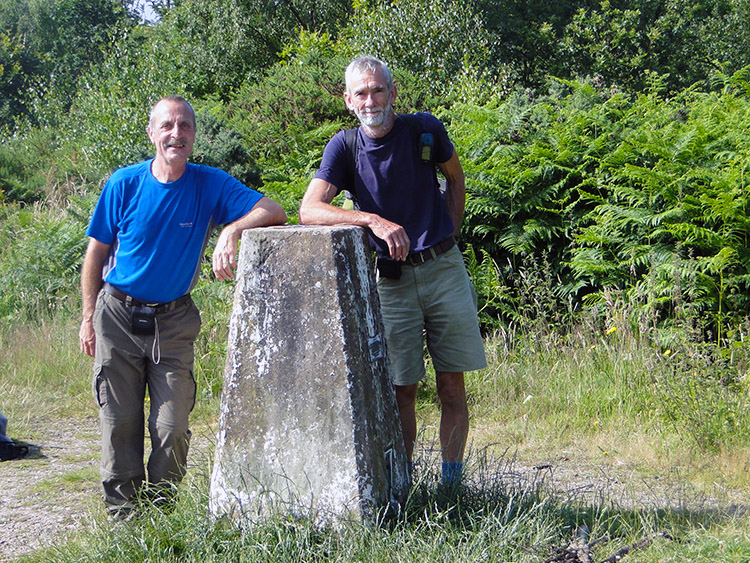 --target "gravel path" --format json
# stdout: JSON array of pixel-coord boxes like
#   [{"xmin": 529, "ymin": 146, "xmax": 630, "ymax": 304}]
[
  {"xmin": 0, "ymin": 417, "xmax": 216, "ymax": 561},
  {"xmin": 0, "ymin": 417, "xmax": 101, "ymax": 561}
]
